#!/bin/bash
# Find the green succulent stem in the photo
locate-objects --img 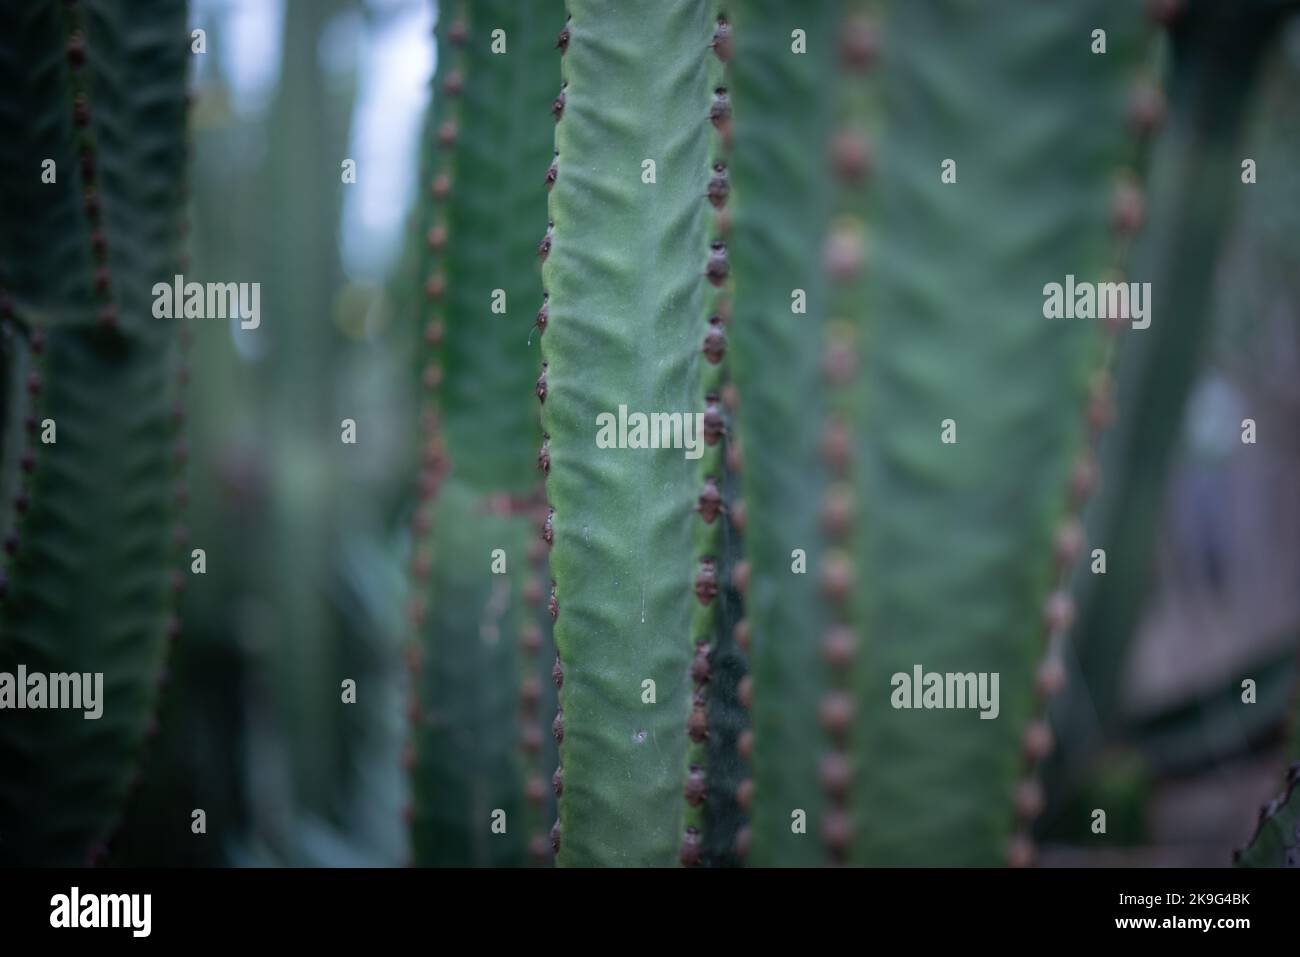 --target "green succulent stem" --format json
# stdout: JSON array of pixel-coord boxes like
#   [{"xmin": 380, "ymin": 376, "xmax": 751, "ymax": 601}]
[
  {"xmin": 406, "ymin": 0, "xmax": 561, "ymax": 867},
  {"xmin": 541, "ymin": 0, "xmax": 718, "ymax": 867},
  {"xmin": 0, "ymin": 0, "xmax": 189, "ymax": 866}
]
